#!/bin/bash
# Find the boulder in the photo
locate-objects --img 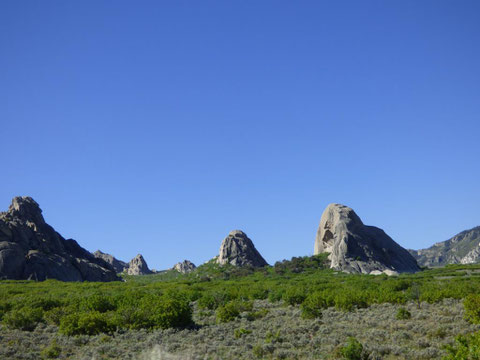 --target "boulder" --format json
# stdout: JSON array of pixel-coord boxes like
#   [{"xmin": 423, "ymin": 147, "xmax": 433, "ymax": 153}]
[
  {"xmin": 217, "ymin": 230, "xmax": 268, "ymax": 267},
  {"xmin": 126, "ymin": 254, "xmax": 152, "ymax": 275},
  {"xmin": 173, "ymin": 260, "xmax": 196, "ymax": 274},
  {"xmin": 314, "ymin": 203, "xmax": 419, "ymax": 274},
  {"xmin": 0, "ymin": 196, "xmax": 119, "ymax": 281}
]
